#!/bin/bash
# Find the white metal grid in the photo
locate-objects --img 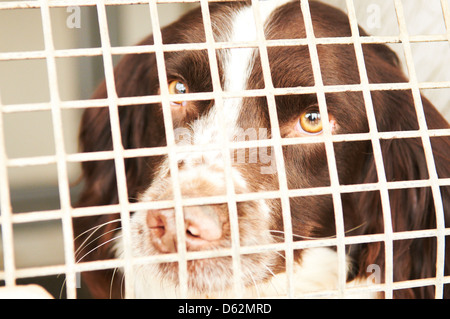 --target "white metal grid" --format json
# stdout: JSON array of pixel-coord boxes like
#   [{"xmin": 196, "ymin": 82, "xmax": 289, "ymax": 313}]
[{"xmin": 0, "ymin": 0, "xmax": 449, "ymax": 299}]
